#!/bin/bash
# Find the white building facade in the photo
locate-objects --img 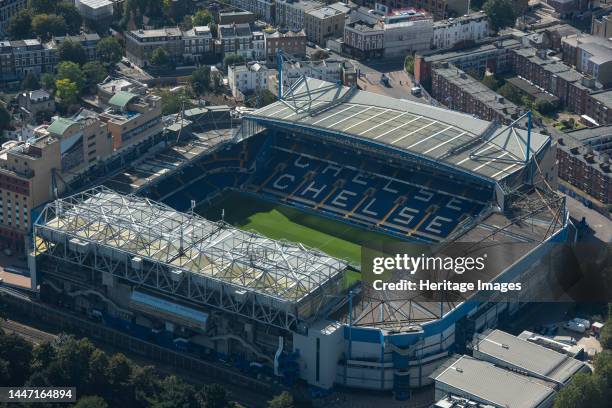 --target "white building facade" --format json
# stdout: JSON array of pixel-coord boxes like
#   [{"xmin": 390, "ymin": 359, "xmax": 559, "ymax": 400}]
[
  {"xmin": 228, "ymin": 63, "xmax": 269, "ymax": 98},
  {"xmin": 432, "ymin": 12, "xmax": 490, "ymax": 50}
]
